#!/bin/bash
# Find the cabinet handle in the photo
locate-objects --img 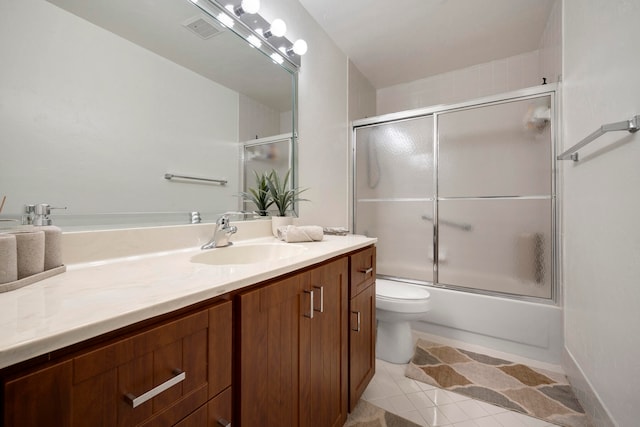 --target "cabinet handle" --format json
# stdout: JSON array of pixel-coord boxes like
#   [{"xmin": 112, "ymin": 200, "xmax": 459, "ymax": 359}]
[
  {"xmin": 304, "ymin": 289, "xmax": 314, "ymax": 319},
  {"xmin": 313, "ymin": 285, "xmax": 324, "ymax": 313},
  {"xmin": 217, "ymin": 418, "xmax": 231, "ymax": 427},
  {"xmin": 352, "ymin": 311, "xmax": 361, "ymax": 332},
  {"xmin": 359, "ymin": 267, "xmax": 373, "ymax": 275},
  {"xmin": 125, "ymin": 369, "xmax": 185, "ymax": 408}
]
